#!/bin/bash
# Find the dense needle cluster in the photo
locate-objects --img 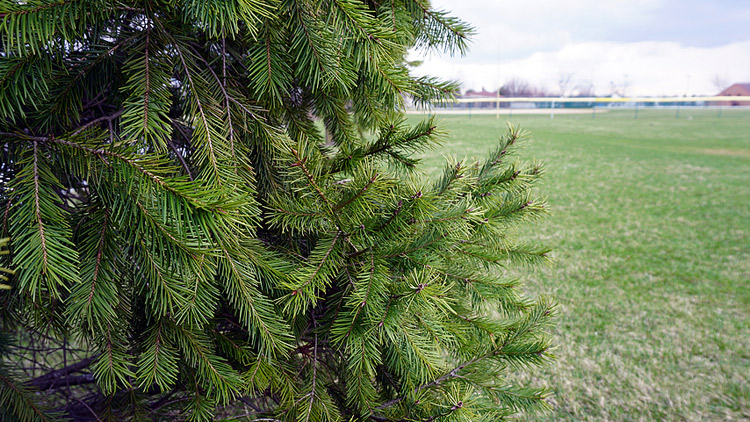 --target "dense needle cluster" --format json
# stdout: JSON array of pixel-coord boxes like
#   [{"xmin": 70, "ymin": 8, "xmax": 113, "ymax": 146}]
[{"xmin": 0, "ymin": 1, "xmax": 554, "ymax": 421}]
